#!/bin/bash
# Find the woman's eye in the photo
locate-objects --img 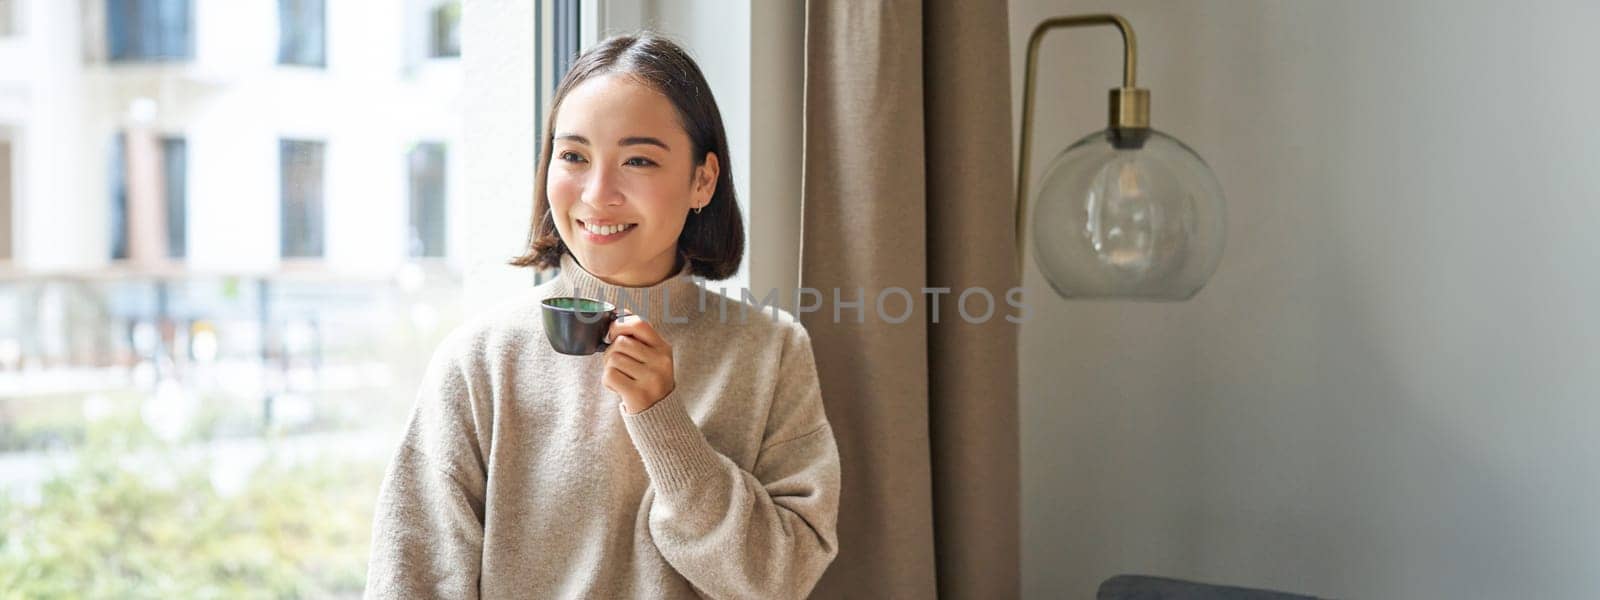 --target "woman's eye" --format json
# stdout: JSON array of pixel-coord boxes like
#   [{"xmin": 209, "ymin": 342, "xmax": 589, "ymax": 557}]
[
  {"xmin": 558, "ymin": 151, "xmax": 587, "ymax": 163},
  {"xmin": 624, "ymin": 157, "xmax": 658, "ymax": 167}
]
